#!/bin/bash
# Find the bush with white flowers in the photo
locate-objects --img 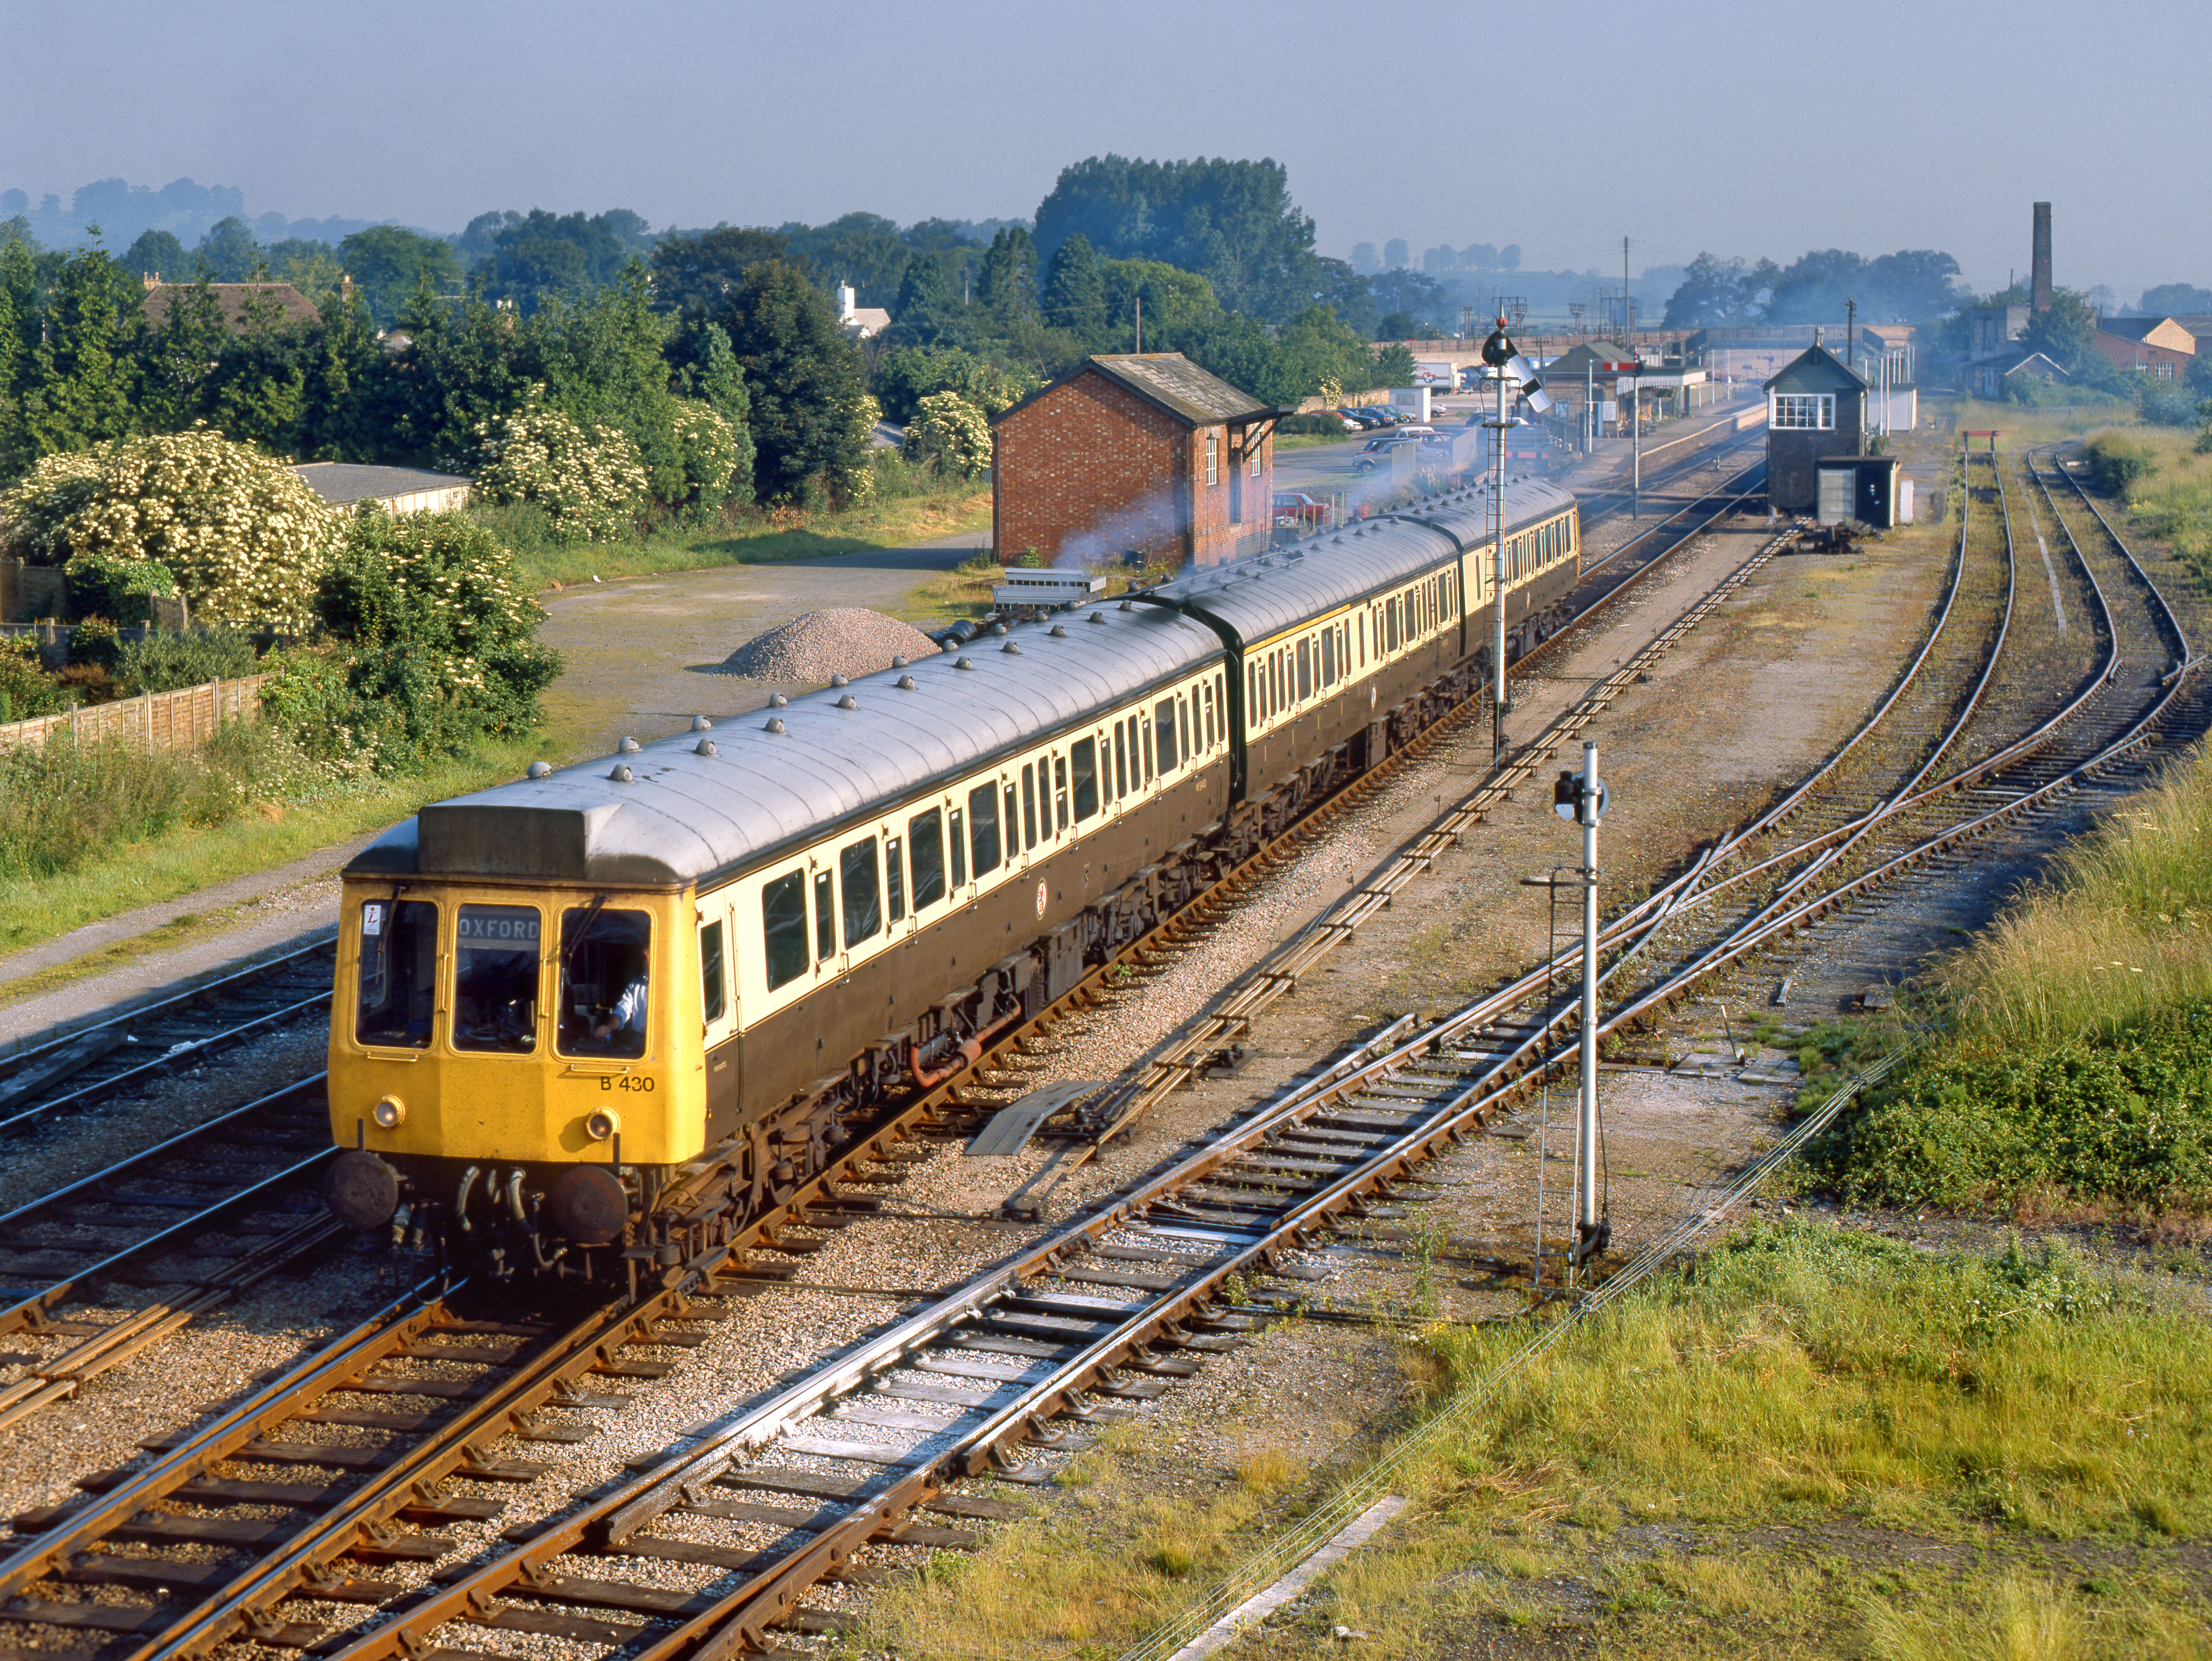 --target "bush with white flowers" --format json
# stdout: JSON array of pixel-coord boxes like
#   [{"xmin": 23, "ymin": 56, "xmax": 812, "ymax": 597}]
[
  {"xmin": 0, "ymin": 429, "xmax": 340, "ymax": 632},
  {"xmin": 901, "ymin": 392, "xmax": 993, "ymax": 481},
  {"xmin": 469, "ymin": 389, "xmax": 649, "ymax": 543}
]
